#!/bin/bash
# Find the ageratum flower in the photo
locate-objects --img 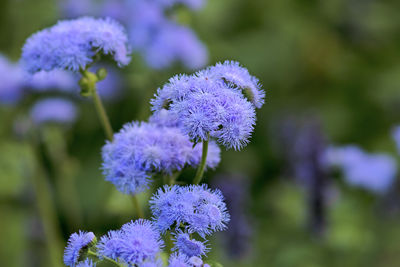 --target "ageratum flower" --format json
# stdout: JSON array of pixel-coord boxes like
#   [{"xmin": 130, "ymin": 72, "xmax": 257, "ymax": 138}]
[
  {"xmin": 21, "ymin": 17, "xmax": 130, "ymax": 73},
  {"xmin": 324, "ymin": 145, "xmax": 397, "ymax": 194},
  {"xmin": 76, "ymin": 259, "xmax": 96, "ymax": 267},
  {"xmin": 168, "ymin": 253, "xmax": 207, "ymax": 267},
  {"xmin": 150, "ymin": 184, "xmax": 230, "ymax": 237},
  {"xmin": 97, "ymin": 219, "xmax": 163, "ymax": 265},
  {"xmin": 30, "ymin": 98, "xmax": 77, "ymax": 125},
  {"xmin": 151, "ymin": 61, "xmax": 263, "ymax": 150},
  {"xmin": 60, "ymin": 0, "xmax": 208, "ymax": 70},
  {"xmin": 173, "ymin": 231, "xmax": 209, "ymax": 257},
  {"xmin": 101, "ymin": 121, "xmax": 220, "ymax": 195},
  {"xmin": 168, "ymin": 253, "xmax": 191, "ymax": 267},
  {"xmin": 208, "ymin": 61, "xmax": 265, "ymax": 108},
  {"xmin": 64, "ymin": 231, "xmax": 96, "ymax": 267}
]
